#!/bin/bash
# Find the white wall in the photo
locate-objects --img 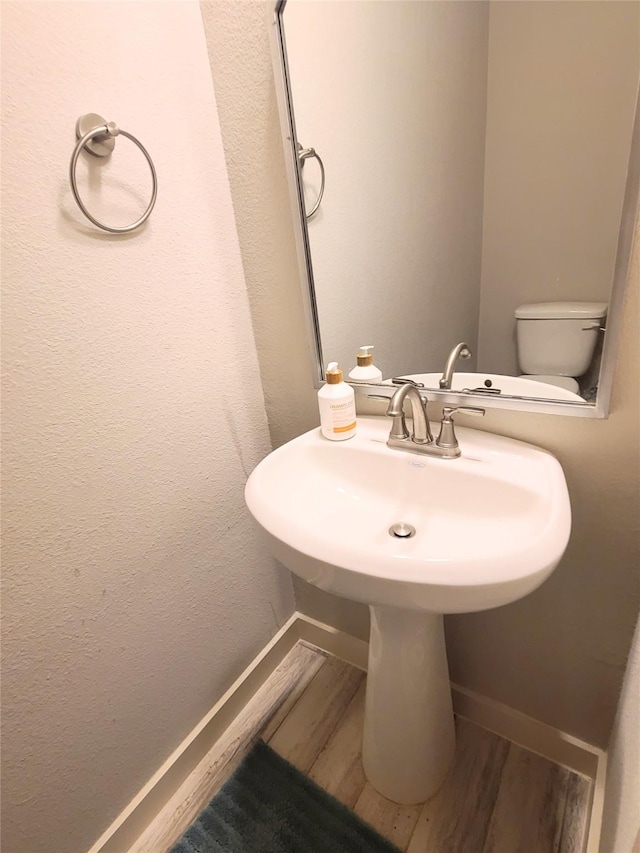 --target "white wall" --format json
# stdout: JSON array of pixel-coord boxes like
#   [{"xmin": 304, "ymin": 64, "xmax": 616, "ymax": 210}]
[
  {"xmin": 283, "ymin": 0, "xmax": 489, "ymax": 378},
  {"xmin": 600, "ymin": 611, "xmax": 640, "ymax": 853},
  {"xmin": 1, "ymin": 4, "xmax": 295, "ymax": 852},
  {"xmin": 477, "ymin": 0, "xmax": 639, "ymax": 376},
  {"xmin": 204, "ymin": 0, "xmax": 640, "ymax": 749}
]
